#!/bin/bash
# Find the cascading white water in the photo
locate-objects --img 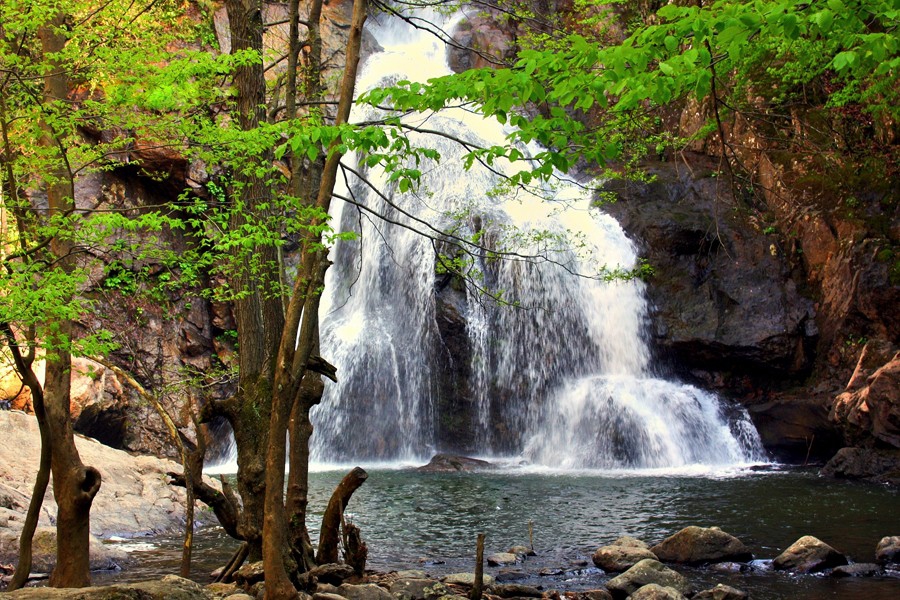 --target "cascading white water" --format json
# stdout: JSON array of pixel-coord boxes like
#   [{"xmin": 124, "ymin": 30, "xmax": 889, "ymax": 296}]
[{"xmin": 310, "ymin": 8, "xmax": 765, "ymax": 468}]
